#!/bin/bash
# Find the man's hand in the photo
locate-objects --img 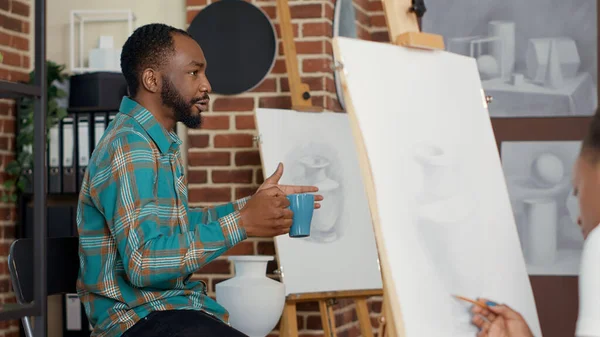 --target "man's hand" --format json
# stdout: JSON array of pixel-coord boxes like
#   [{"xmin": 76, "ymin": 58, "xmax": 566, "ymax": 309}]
[
  {"xmin": 258, "ymin": 162, "xmax": 323, "ymax": 209},
  {"xmin": 239, "ymin": 186, "xmax": 294, "ymax": 237},
  {"xmin": 471, "ymin": 299, "xmax": 534, "ymax": 337}
]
